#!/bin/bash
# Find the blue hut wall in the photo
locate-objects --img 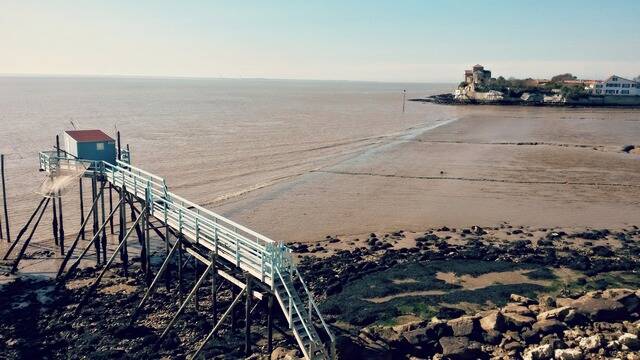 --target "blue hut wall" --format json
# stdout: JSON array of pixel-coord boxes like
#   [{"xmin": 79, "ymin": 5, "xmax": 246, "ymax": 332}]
[{"xmin": 76, "ymin": 141, "xmax": 117, "ymax": 163}]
